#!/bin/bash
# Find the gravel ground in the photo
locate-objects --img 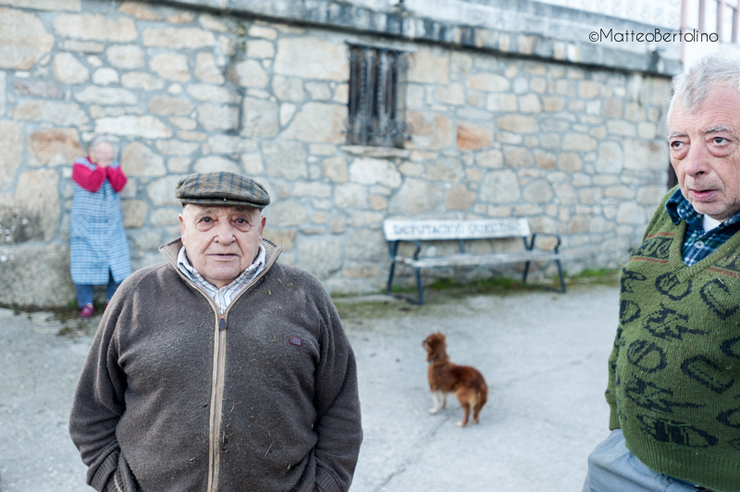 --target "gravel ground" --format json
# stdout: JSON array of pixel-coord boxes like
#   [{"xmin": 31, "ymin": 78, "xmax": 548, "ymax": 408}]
[{"xmin": 0, "ymin": 281, "xmax": 618, "ymax": 492}]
